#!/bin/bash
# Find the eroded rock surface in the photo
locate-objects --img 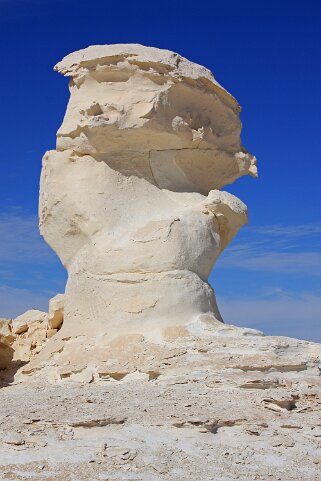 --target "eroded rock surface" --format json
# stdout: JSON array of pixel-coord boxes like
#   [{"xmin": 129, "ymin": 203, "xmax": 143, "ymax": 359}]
[
  {"xmin": 0, "ymin": 296, "xmax": 65, "ymax": 374},
  {"xmin": 48, "ymin": 293, "xmax": 64, "ymax": 329},
  {"xmin": 0, "ymin": 319, "xmax": 14, "ymax": 369},
  {"xmin": 11, "ymin": 310, "xmax": 48, "ymax": 335},
  {"xmin": 1, "ymin": 326, "xmax": 321, "ymax": 480},
  {"xmin": 39, "ymin": 44, "xmax": 257, "ymax": 368}
]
